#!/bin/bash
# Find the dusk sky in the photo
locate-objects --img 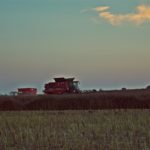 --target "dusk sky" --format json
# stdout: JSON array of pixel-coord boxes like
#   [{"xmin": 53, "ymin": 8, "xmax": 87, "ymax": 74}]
[{"xmin": 0, "ymin": 0, "xmax": 150, "ymax": 94}]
